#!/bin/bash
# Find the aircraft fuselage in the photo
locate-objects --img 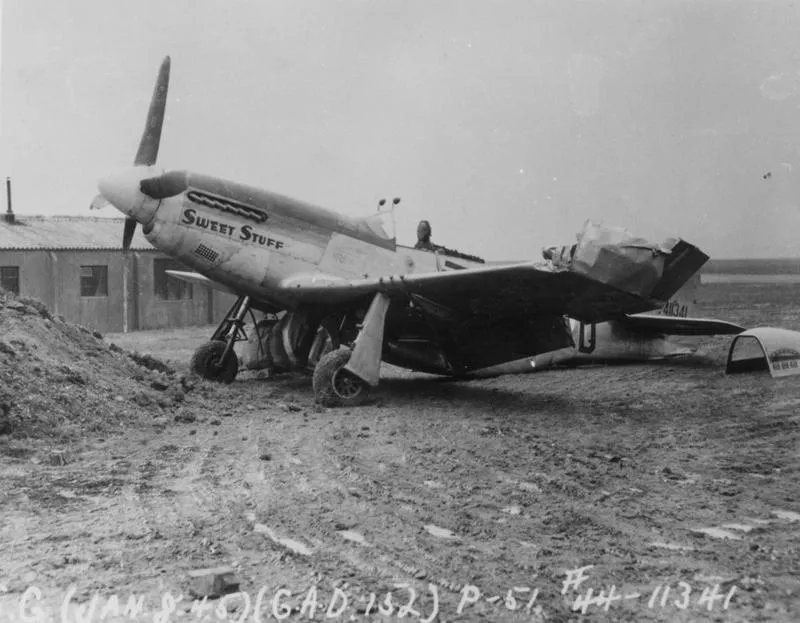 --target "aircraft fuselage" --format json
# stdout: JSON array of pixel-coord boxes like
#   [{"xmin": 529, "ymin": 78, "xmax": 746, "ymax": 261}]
[
  {"xmin": 94, "ymin": 55, "xmax": 721, "ymax": 404},
  {"xmin": 141, "ymin": 171, "xmax": 457, "ymax": 309}
]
